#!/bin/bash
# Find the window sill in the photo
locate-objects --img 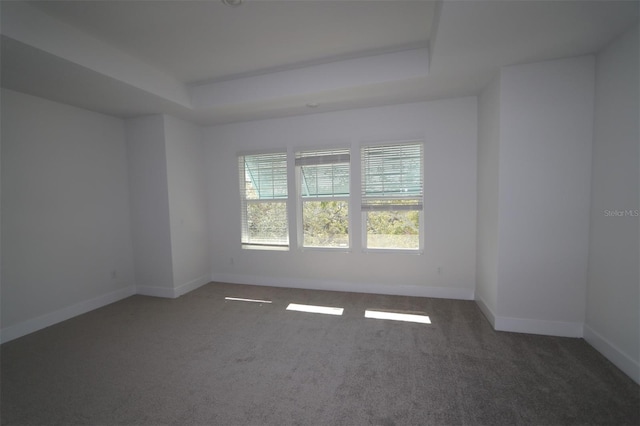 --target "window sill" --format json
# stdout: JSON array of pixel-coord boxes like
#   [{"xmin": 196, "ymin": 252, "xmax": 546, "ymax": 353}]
[
  {"xmin": 299, "ymin": 246, "xmax": 351, "ymax": 253},
  {"xmin": 242, "ymin": 245, "xmax": 289, "ymax": 252},
  {"xmin": 362, "ymin": 248, "xmax": 423, "ymax": 255}
]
